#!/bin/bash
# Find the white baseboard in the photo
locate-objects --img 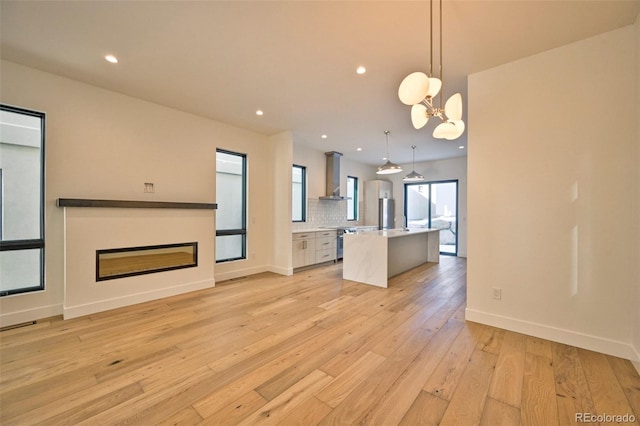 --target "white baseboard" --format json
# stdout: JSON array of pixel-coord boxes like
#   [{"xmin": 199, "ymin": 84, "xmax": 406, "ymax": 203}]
[
  {"xmin": 63, "ymin": 279, "xmax": 215, "ymax": 319},
  {"xmin": 214, "ymin": 265, "xmax": 270, "ymax": 283},
  {"xmin": 632, "ymin": 344, "xmax": 640, "ymax": 375},
  {"xmin": 269, "ymin": 265, "xmax": 293, "ymax": 276},
  {"xmin": 465, "ymin": 308, "xmax": 640, "ymax": 363},
  {"xmin": 214, "ymin": 264, "xmax": 293, "ymax": 282},
  {"xmin": 0, "ymin": 304, "xmax": 63, "ymax": 328}
]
